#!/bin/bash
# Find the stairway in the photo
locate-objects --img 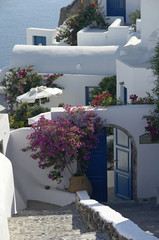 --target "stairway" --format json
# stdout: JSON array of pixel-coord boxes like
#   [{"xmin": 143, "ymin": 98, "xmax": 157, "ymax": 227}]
[{"xmin": 8, "ymin": 201, "xmax": 109, "ymax": 240}]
